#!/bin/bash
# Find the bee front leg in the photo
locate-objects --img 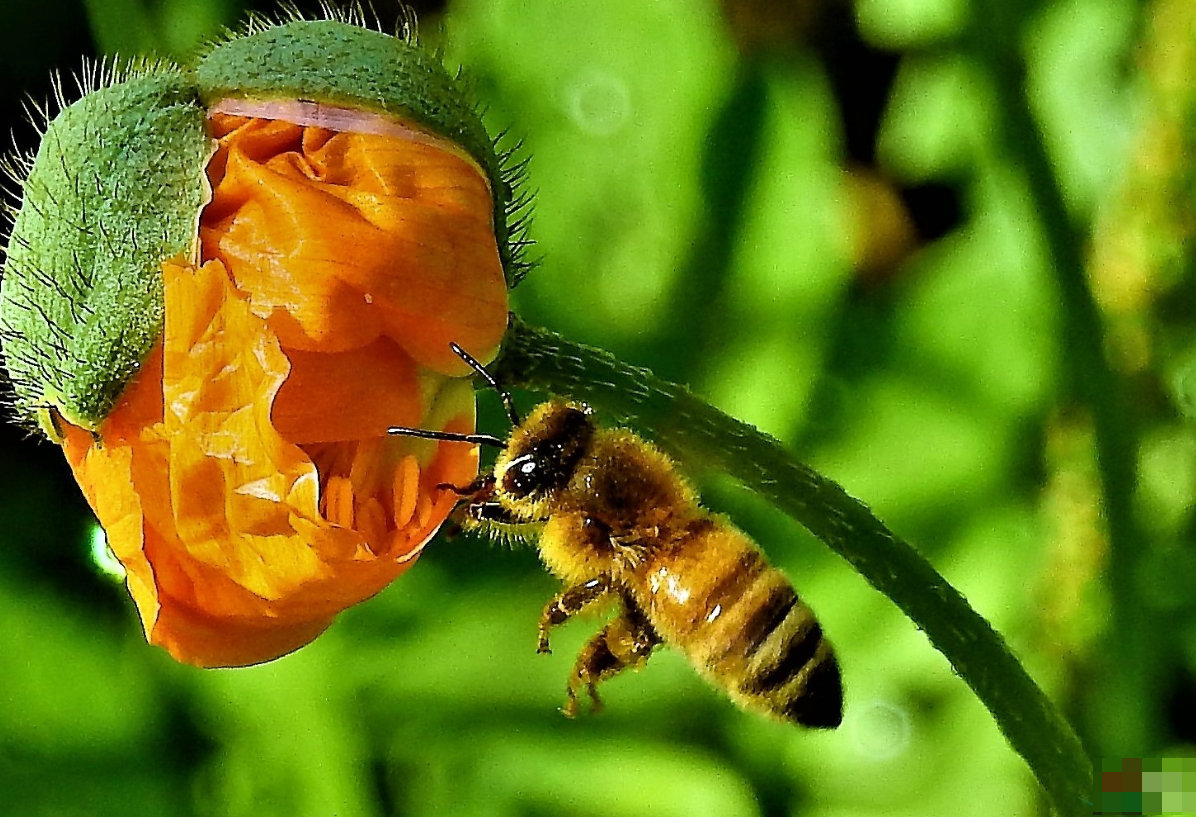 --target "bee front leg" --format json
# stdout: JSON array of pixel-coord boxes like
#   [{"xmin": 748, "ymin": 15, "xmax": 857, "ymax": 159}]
[
  {"xmin": 564, "ymin": 601, "xmax": 662, "ymax": 718},
  {"xmin": 436, "ymin": 472, "xmax": 494, "ymax": 496},
  {"xmin": 538, "ymin": 575, "xmax": 615, "ymax": 654}
]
